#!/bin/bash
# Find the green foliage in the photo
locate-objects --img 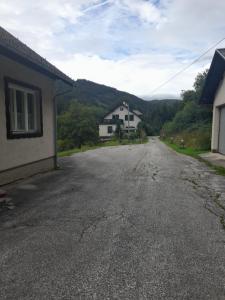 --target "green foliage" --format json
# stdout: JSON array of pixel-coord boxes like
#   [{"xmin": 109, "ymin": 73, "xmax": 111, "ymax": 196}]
[
  {"xmin": 162, "ymin": 139, "xmax": 207, "ymax": 158},
  {"xmin": 57, "ymin": 79, "xmax": 147, "ymax": 115},
  {"xmin": 57, "ymin": 102, "xmax": 100, "ymax": 151},
  {"xmin": 162, "ymin": 69, "xmax": 212, "ymax": 151},
  {"xmin": 143, "ymin": 100, "xmax": 182, "ymax": 135},
  {"xmin": 56, "ymin": 80, "xmax": 181, "ymax": 150},
  {"xmin": 114, "ymin": 121, "xmax": 124, "ymax": 140},
  {"xmin": 57, "ymin": 79, "xmax": 181, "ymax": 136}
]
